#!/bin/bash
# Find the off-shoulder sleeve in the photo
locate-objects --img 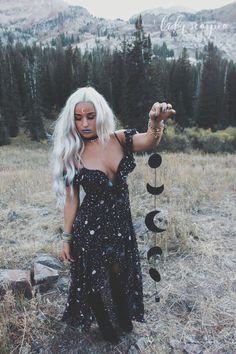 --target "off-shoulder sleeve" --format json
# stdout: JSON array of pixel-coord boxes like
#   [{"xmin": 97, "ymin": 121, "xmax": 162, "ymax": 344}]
[{"xmin": 124, "ymin": 128, "xmax": 138, "ymax": 154}]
